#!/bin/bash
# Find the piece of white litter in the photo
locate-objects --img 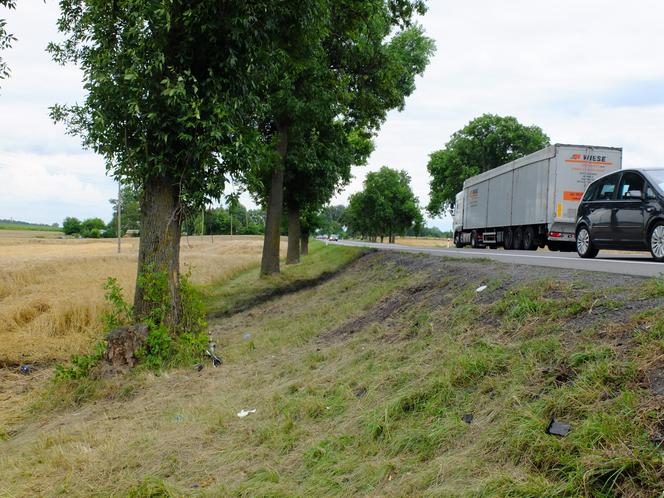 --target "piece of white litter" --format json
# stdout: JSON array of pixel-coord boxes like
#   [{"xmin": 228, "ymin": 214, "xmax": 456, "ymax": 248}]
[
  {"xmin": 476, "ymin": 285, "xmax": 487, "ymax": 293},
  {"xmin": 237, "ymin": 408, "xmax": 257, "ymax": 418}
]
